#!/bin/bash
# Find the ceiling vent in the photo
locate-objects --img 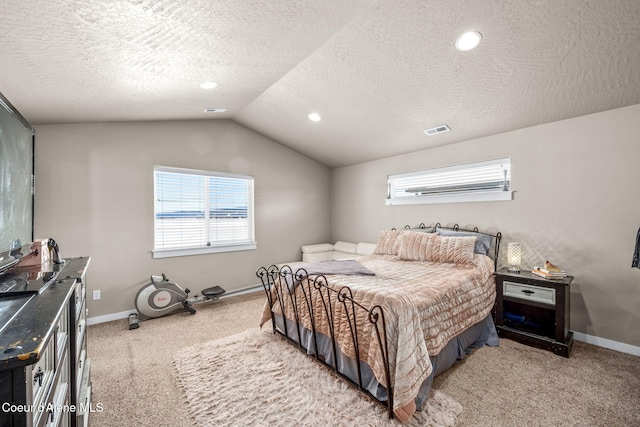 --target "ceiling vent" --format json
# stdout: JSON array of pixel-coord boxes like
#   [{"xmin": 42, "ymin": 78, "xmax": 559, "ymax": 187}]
[
  {"xmin": 424, "ymin": 124, "xmax": 450, "ymax": 136},
  {"xmin": 204, "ymin": 108, "xmax": 228, "ymax": 113}
]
